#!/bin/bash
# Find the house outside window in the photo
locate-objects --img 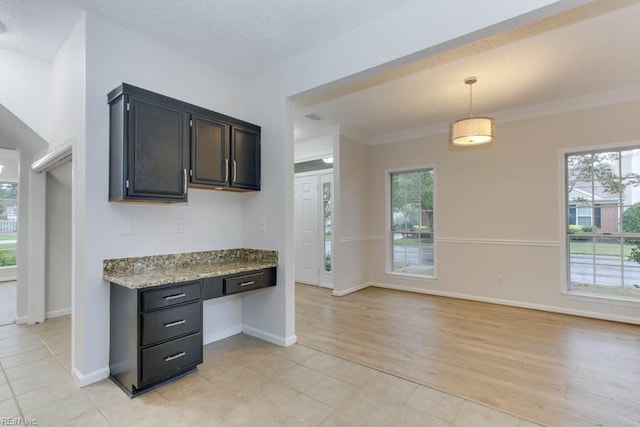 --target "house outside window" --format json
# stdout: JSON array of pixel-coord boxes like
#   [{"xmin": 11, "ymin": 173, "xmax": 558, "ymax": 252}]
[
  {"xmin": 565, "ymin": 148, "xmax": 640, "ymax": 300},
  {"xmin": 389, "ymin": 168, "xmax": 435, "ymax": 278},
  {"xmin": 0, "ymin": 182, "xmax": 17, "ymax": 267}
]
